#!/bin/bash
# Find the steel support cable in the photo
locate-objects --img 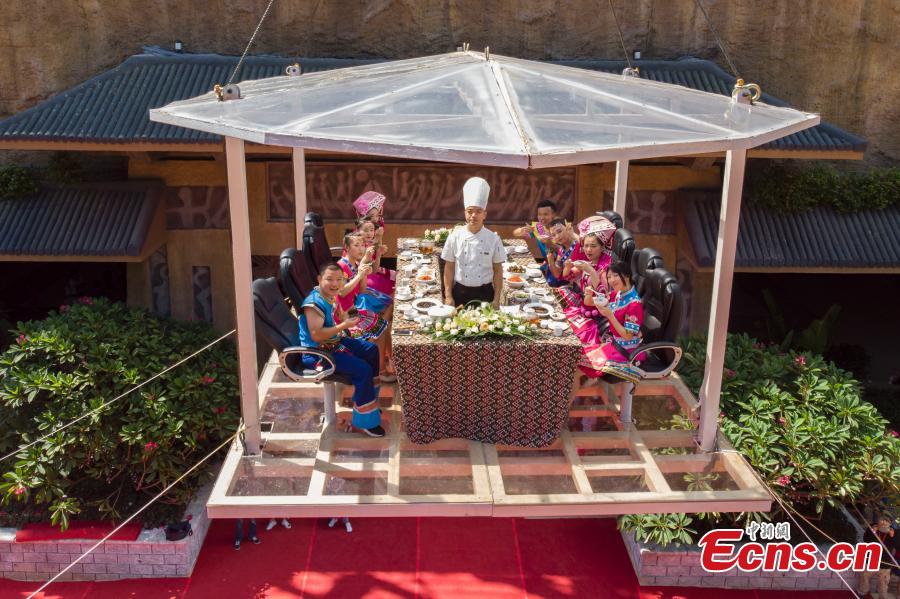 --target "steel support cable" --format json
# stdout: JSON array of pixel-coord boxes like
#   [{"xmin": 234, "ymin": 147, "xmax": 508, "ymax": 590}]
[
  {"xmin": 605, "ymin": 0, "xmax": 634, "ymax": 70},
  {"xmin": 25, "ymin": 426, "xmax": 244, "ymax": 599},
  {"xmin": 0, "ymin": 329, "xmax": 235, "ymax": 464},
  {"xmin": 227, "ymin": 0, "xmax": 278, "ymax": 85},
  {"xmin": 694, "ymin": 0, "xmax": 740, "ymax": 79}
]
